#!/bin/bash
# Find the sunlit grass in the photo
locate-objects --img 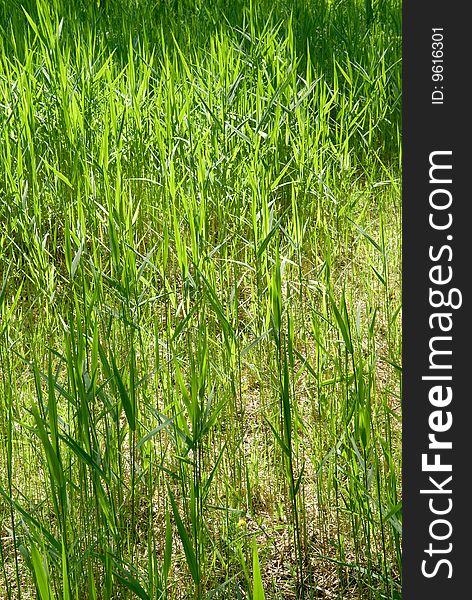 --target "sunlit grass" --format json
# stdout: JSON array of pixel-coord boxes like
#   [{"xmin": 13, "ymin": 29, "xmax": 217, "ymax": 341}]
[{"xmin": 0, "ymin": 1, "xmax": 401, "ymax": 598}]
